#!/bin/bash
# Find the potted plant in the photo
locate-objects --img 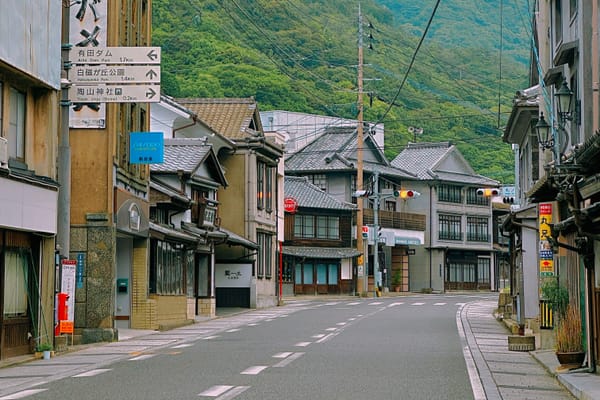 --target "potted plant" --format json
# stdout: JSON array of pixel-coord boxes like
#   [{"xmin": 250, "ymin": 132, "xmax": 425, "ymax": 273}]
[
  {"xmin": 555, "ymin": 304, "xmax": 585, "ymax": 368},
  {"xmin": 391, "ymin": 270, "xmax": 402, "ymax": 292},
  {"xmin": 35, "ymin": 342, "xmax": 53, "ymax": 360},
  {"xmin": 540, "ymin": 279, "xmax": 568, "ymax": 319}
]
